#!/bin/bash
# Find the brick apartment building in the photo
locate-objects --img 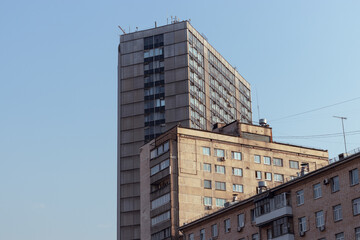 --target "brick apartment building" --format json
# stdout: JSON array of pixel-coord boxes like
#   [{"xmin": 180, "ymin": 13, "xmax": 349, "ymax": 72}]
[
  {"xmin": 140, "ymin": 121, "xmax": 329, "ymax": 239},
  {"xmin": 179, "ymin": 148, "xmax": 360, "ymax": 240}
]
